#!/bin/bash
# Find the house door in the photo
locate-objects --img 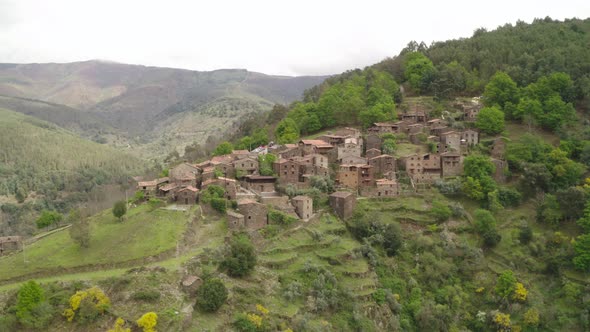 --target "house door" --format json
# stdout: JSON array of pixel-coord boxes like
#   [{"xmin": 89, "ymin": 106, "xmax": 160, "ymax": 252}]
[{"xmin": 185, "ymin": 198, "xmax": 188, "ymax": 204}]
